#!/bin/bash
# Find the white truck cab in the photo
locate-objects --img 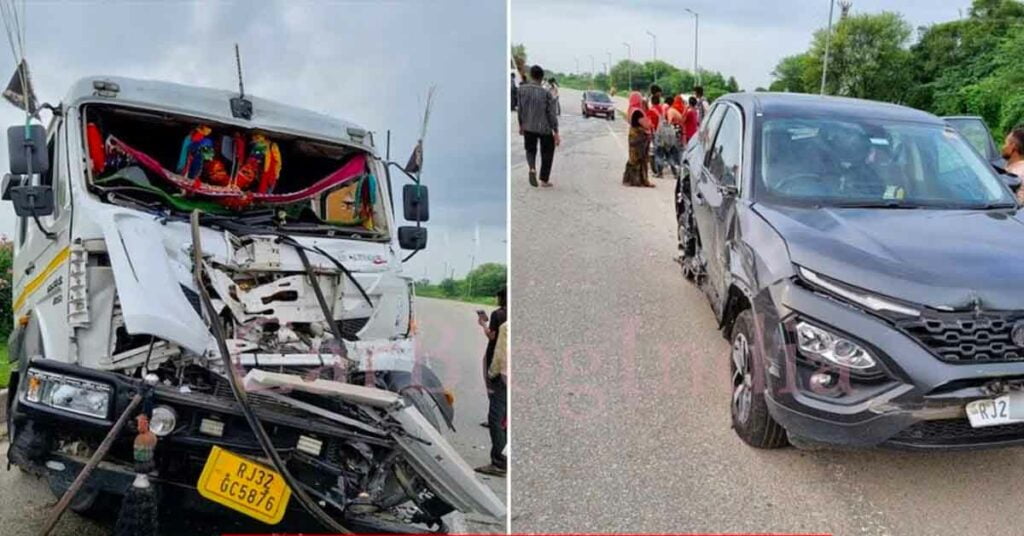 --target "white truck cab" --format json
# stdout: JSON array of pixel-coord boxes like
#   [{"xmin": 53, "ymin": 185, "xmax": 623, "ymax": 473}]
[{"xmin": 2, "ymin": 76, "xmax": 502, "ymax": 531}]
